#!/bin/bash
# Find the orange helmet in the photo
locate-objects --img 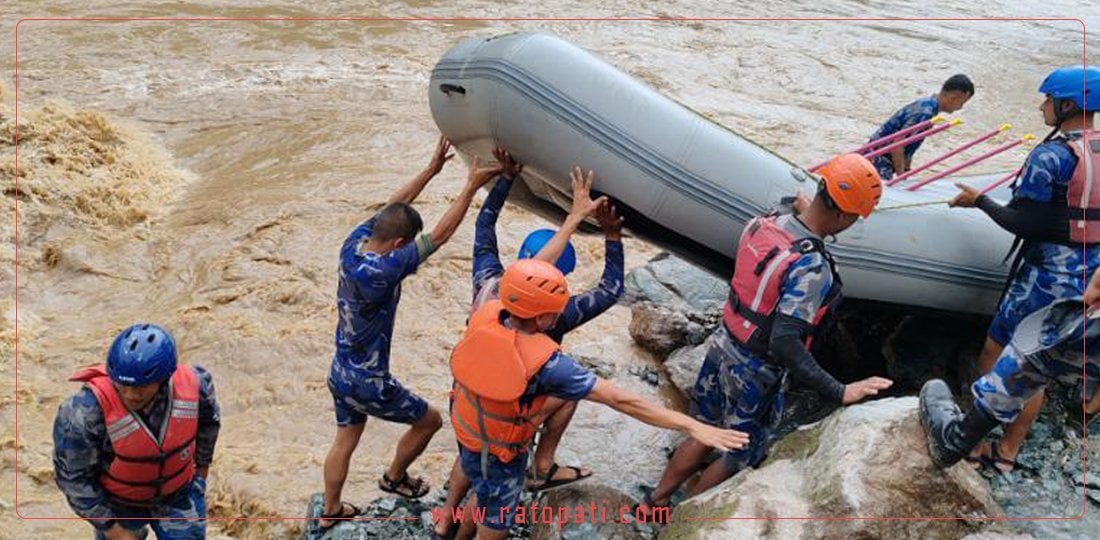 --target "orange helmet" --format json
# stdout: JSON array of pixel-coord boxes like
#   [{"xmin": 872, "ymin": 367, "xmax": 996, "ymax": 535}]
[
  {"xmin": 499, "ymin": 259, "xmax": 570, "ymax": 319},
  {"xmin": 817, "ymin": 153, "xmax": 882, "ymax": 218}
]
